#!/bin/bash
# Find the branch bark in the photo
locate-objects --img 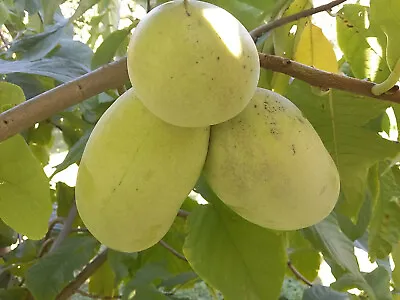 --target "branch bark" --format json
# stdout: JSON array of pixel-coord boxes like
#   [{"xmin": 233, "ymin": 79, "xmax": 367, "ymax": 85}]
[
  {"xmin": 287, "ymin": 260, "xmax": 313, "ymax": 287},
  {"xmin": 49, "ymin": 202, "xmax": 78, "ymax": 252},
  {"xmin": 159, "ymin": 240, "xmax": 188, "ymax": 262},
  {"xmin": 56, "ymin": 249, "xmax": 109, "ymax": 300},
  {"xmin": 1, "ymin": 53, "xmax": 400, "ymax": 143},
  {"xmin": 249, "ymin": 0, "xmax": 347, "ymax": 41}
]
